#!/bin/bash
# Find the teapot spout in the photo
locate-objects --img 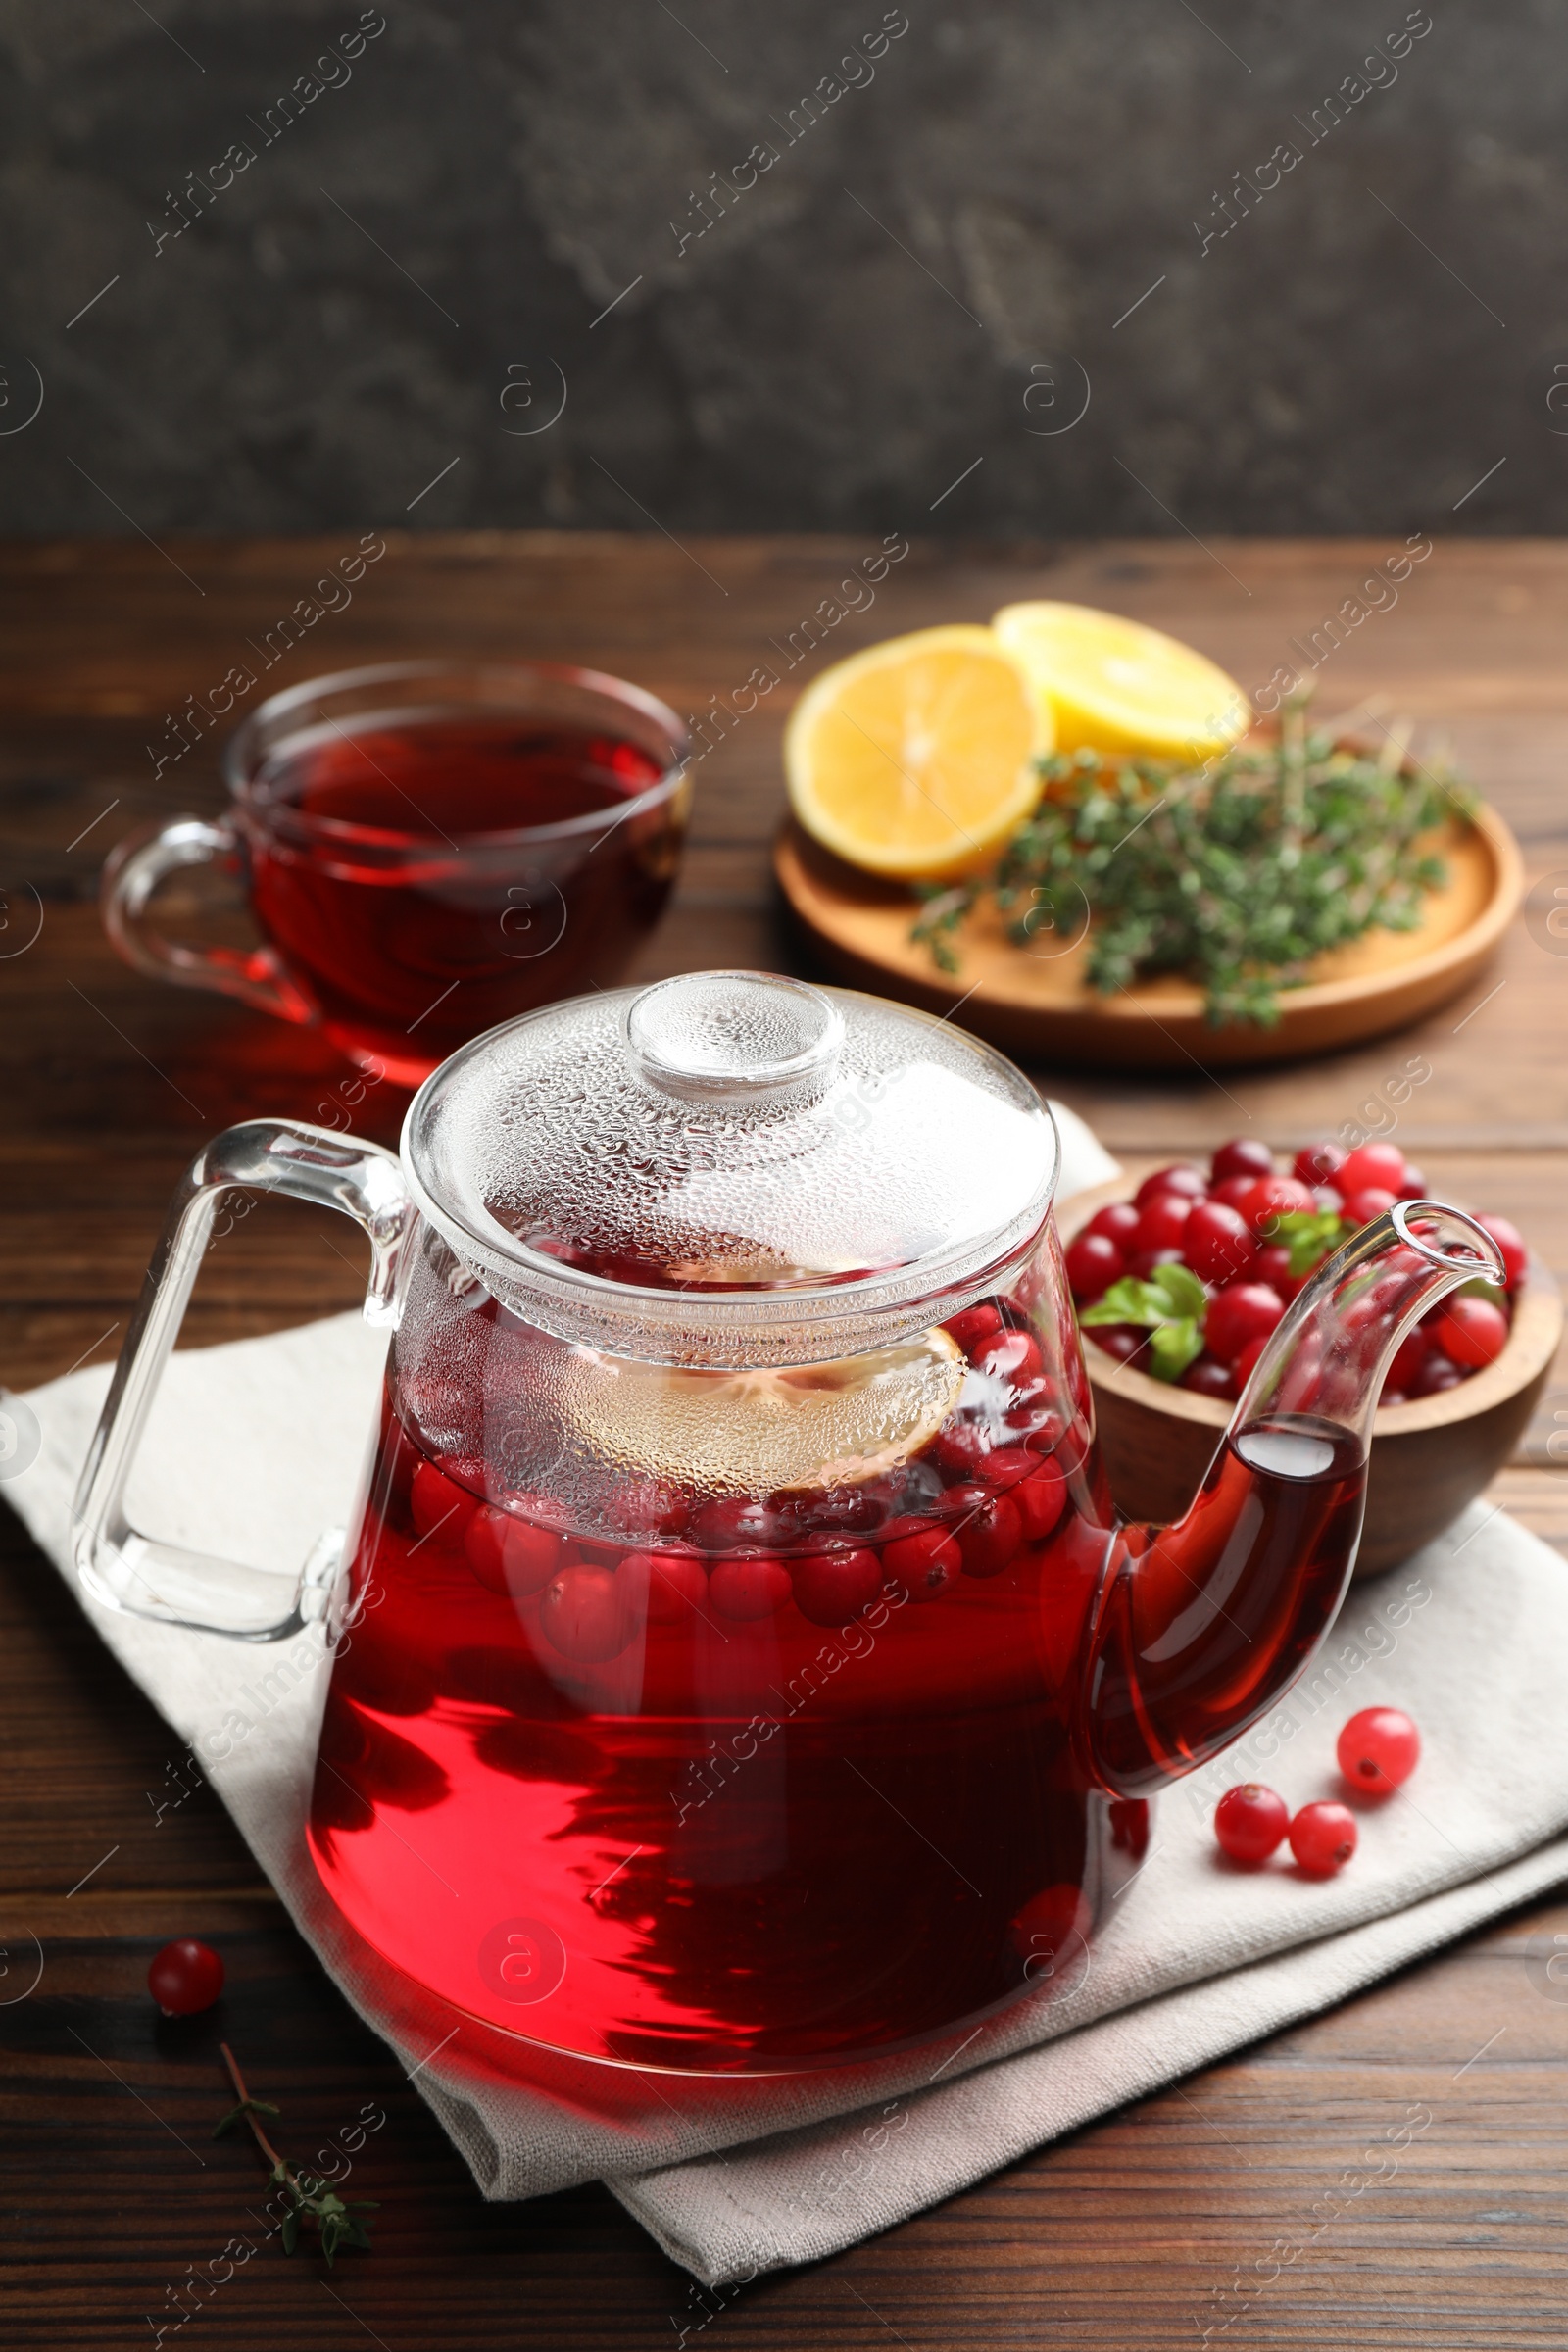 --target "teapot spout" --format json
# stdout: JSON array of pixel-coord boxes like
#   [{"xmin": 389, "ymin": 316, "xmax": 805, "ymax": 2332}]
[{"xmin": 1085, "ymin": 1201, "xmax": 1504, "ymax": 1793}]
